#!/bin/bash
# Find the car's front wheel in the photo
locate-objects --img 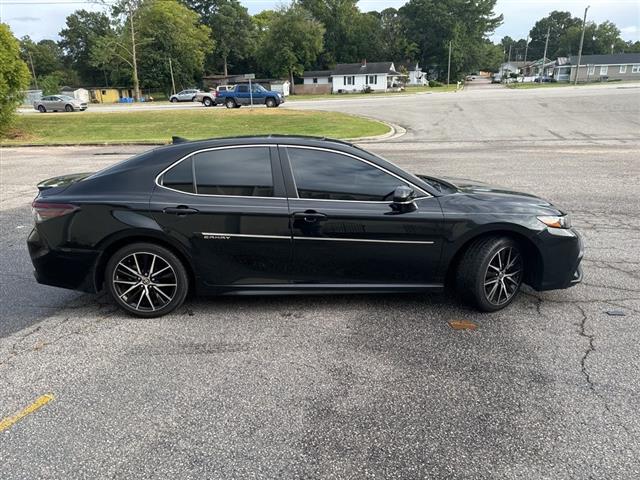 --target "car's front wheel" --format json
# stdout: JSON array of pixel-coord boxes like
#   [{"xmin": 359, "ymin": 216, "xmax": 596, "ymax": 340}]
[
  {"xmin": 266, "ymin": 98, "xmax": 276, "ymax": 108},
  {"xmin": 65, "ymin": 104, "xmax": 74, "ymax": 112},
  {"xmin": 105, "ymin": 243, "xmax": 189, "ymax": 317},
  {"xmin": 456, "ymin": 236, "xmax": 524, "ymax": 312}
]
